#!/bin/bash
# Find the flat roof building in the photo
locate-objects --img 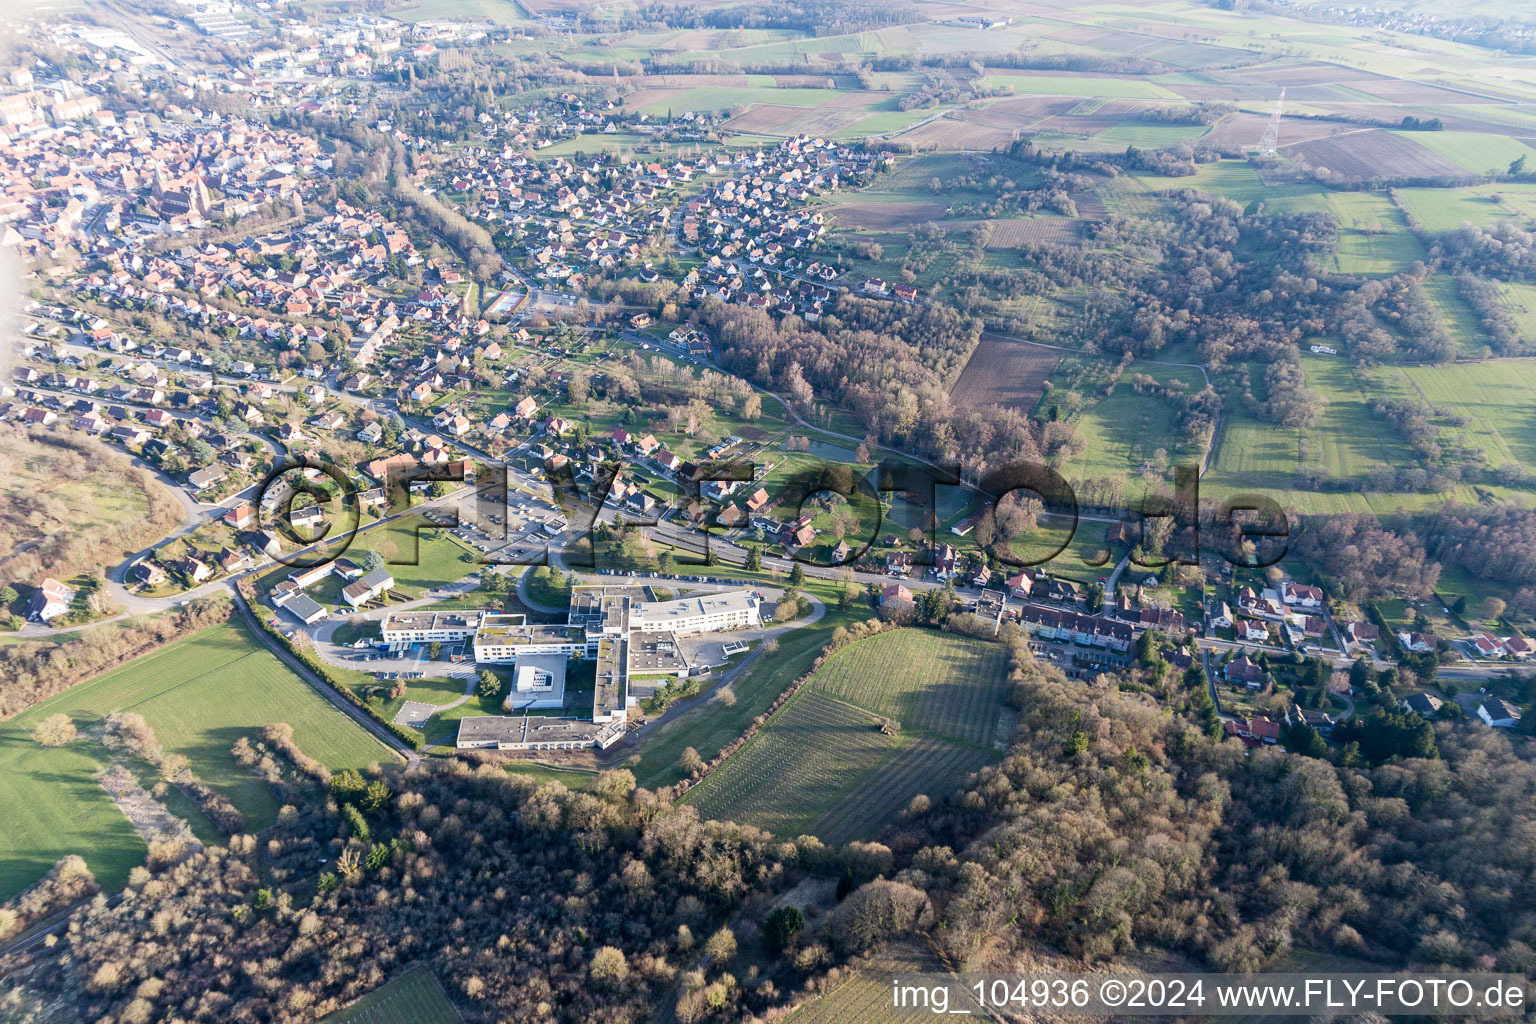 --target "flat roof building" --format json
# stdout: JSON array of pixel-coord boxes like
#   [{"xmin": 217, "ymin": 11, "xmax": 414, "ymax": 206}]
[
  {"xmin": 473, "ymin": 622, "xmax": 587, "ymax": 663},
  {"xmin": 455, "ymin": 714, "xmax": 624, "ymax": 751},
  {"xmin": 631, "ymin": 591, "xmax": 760, "ymax": 636},
  {"xmin": 381, "ymin": 610, "xmax": 497, "ymax": 644},
  {"xmin": 279, "ymin": 593, "xmax": 328, "ymax": 625},
  {"xmin": 508, "ymin": 652, "xmax": 567, "ymax": 711},
  {"xmin": 456, "ymin": 585, "xmax": 759, "ymax": 751}
]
